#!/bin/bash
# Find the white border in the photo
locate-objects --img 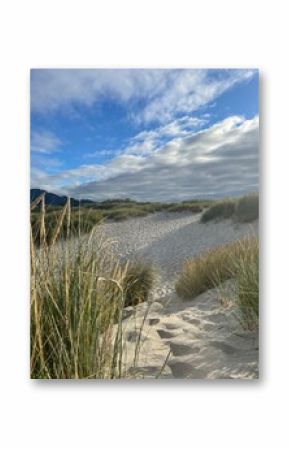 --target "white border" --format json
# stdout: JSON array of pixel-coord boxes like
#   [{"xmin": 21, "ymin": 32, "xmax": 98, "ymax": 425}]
[{"xmin": 0, "ymin": 1, "xmax": 289, "ymax": 448}]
